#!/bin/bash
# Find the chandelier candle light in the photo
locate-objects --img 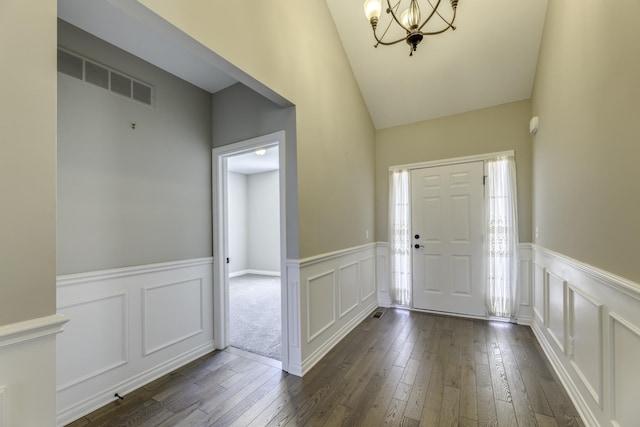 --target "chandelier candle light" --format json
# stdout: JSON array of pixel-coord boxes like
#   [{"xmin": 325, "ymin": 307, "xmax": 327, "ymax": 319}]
[{"xmin": 363, "ymin": 0, "xmax": 459, "ymax": 56}]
